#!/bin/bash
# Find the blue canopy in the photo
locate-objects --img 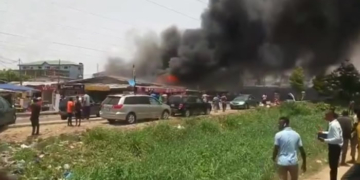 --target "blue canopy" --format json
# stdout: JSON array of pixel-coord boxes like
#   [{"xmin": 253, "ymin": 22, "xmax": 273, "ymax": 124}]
[{"xmin": 0, "ymin": 84, "xmax": 36, "ymax": 92}]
